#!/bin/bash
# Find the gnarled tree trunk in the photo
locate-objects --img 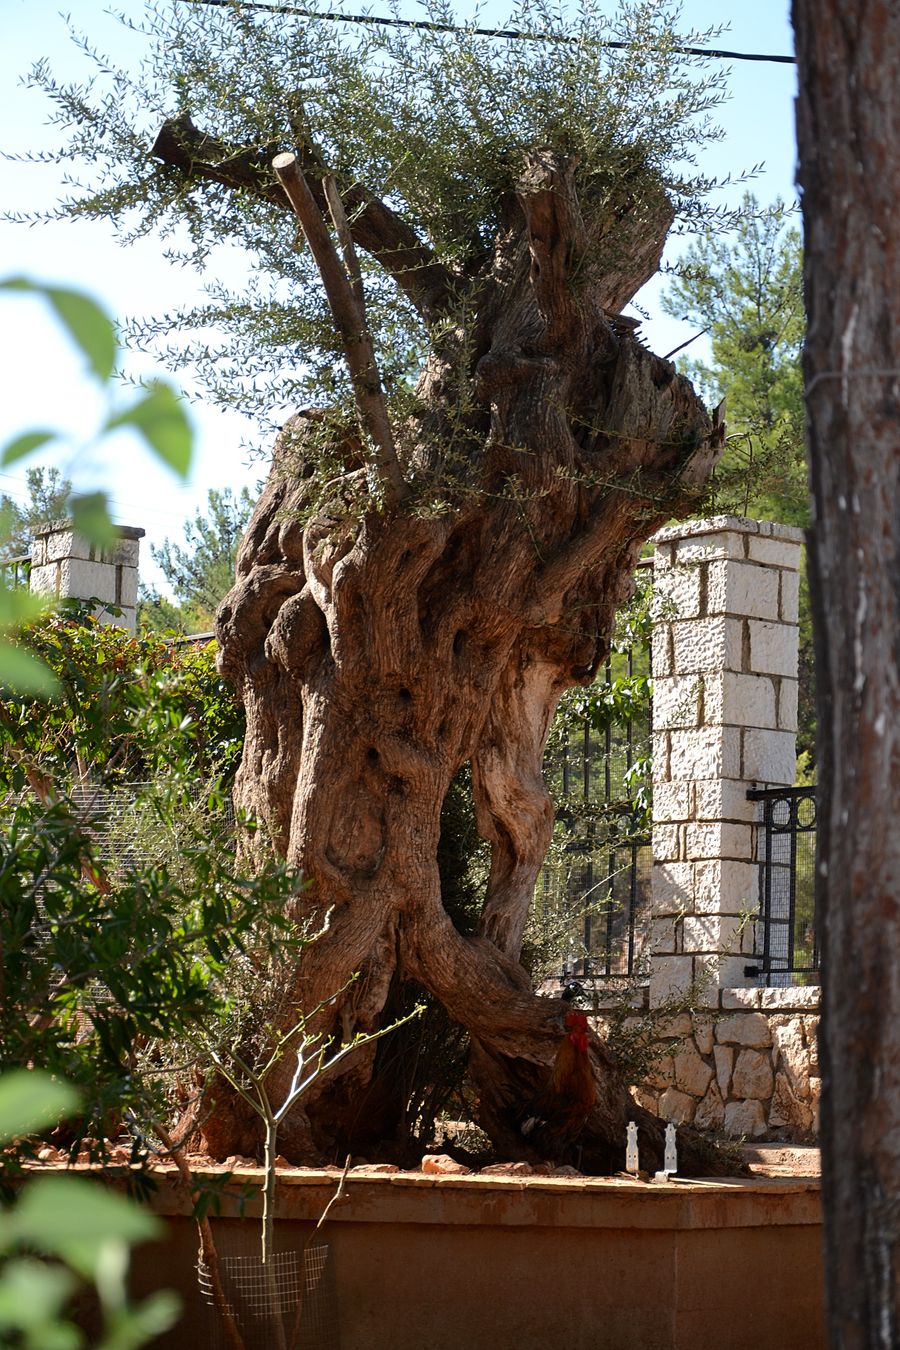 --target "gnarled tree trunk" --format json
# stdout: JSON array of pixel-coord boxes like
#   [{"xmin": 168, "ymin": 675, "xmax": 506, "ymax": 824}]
[
  {"xmin": 794, "ymin": 1, "xmax": 900, "ymax": 1340},
  {"xmin": 156, "ymin": 122, "xmax": 726, "ymax": 1173}
]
